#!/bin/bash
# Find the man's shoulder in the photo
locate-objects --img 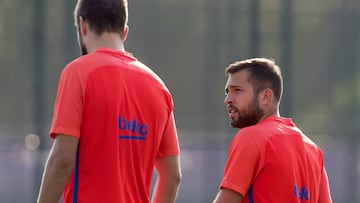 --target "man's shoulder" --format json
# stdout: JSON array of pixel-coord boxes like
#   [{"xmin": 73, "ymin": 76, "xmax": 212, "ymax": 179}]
[
  {"xmin": 67, "ymin": 54, "xmax": 97, "ymax": 68},
  {"xmin": 61, "ymin": 55, "xmax": 90, "ymax": 74},
  {"xmin": 232, "ymin": 119, "xmax": 282, "ymax": 146},
  {"xmin": 62, "ymin": 52, "xmax": 120, "ymax": 77},
  {"xmin": 235, "ymin": 124, "xmax": 266, "ymax": 137},
  {"xmin": 129, "ymin": 60, "xmax": 169, "ymax": 91},
  {"xmin": 232, "ymin": 126, "xmax": 267, "ymax": 147}
]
